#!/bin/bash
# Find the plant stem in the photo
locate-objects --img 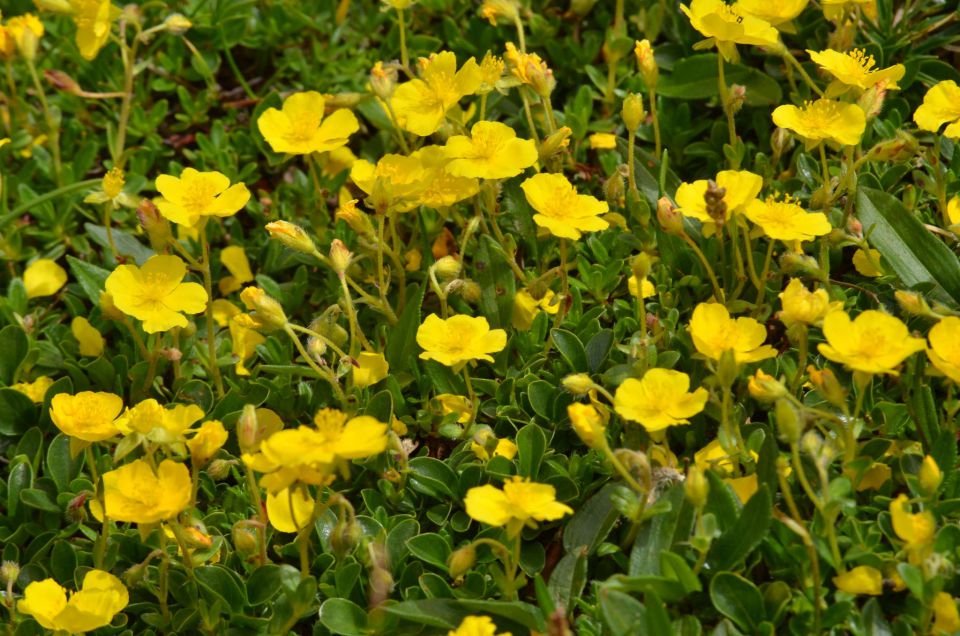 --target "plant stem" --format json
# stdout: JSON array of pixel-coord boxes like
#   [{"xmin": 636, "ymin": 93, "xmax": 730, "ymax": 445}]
[
  {"xmin": 682, "ymin": 234, "xmax": 724, "ymax": 302},
  {"xmin": 627, "ymin": 131, "xmax": 638, "ymax": 193},
  {"xmin": 513, "ymin": 13, "xmax": 526, "ymax": 52},
  {"xmin": 519, "ymin": 88, "xmax": 541, "ymax": 145},
  {"xmin": 244, "ymin": 467, "xmax": 269, "ymax": 565},
  {"xmin": 716, "ymin": 54, "xmax": 738, "ymax": 167},
  {"xmin": 818, "ymin": 143, "xmax": 833, "ymax": 207},
  {"xmin": 397, "ymin": 8, "xmax": 409, "ymax": 71},
  {"xmin": 26, "ymin": 59, "xmax": 62, "ymax": 185},
  {"xmin": 6, "ymin": 179, "xmax": 100, "ymax": 219},
  {"xmin": 114, "ymin": 29, "xmax": 140, "ymax": 169},
  {"xmin": 462, "ymin": 365, "xmax": 478, "ymax": 424},
  {"xmin": 285, "ymin": 325, "xmax": 347, "ymax": 405},
  {"xmin": 199, "ymin": 224, "xmax": 226, "ymax": 398},
  {"xmin": 648, "ymin": 88, "xmax": 662, "ymax": 159},
  {"xmin": 782, "ymin": 50, "xmax": 824, "ymax": 97},
  {"xmin": 934, "ymin": 136, "xmax": 949, "ymax": 226}
]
